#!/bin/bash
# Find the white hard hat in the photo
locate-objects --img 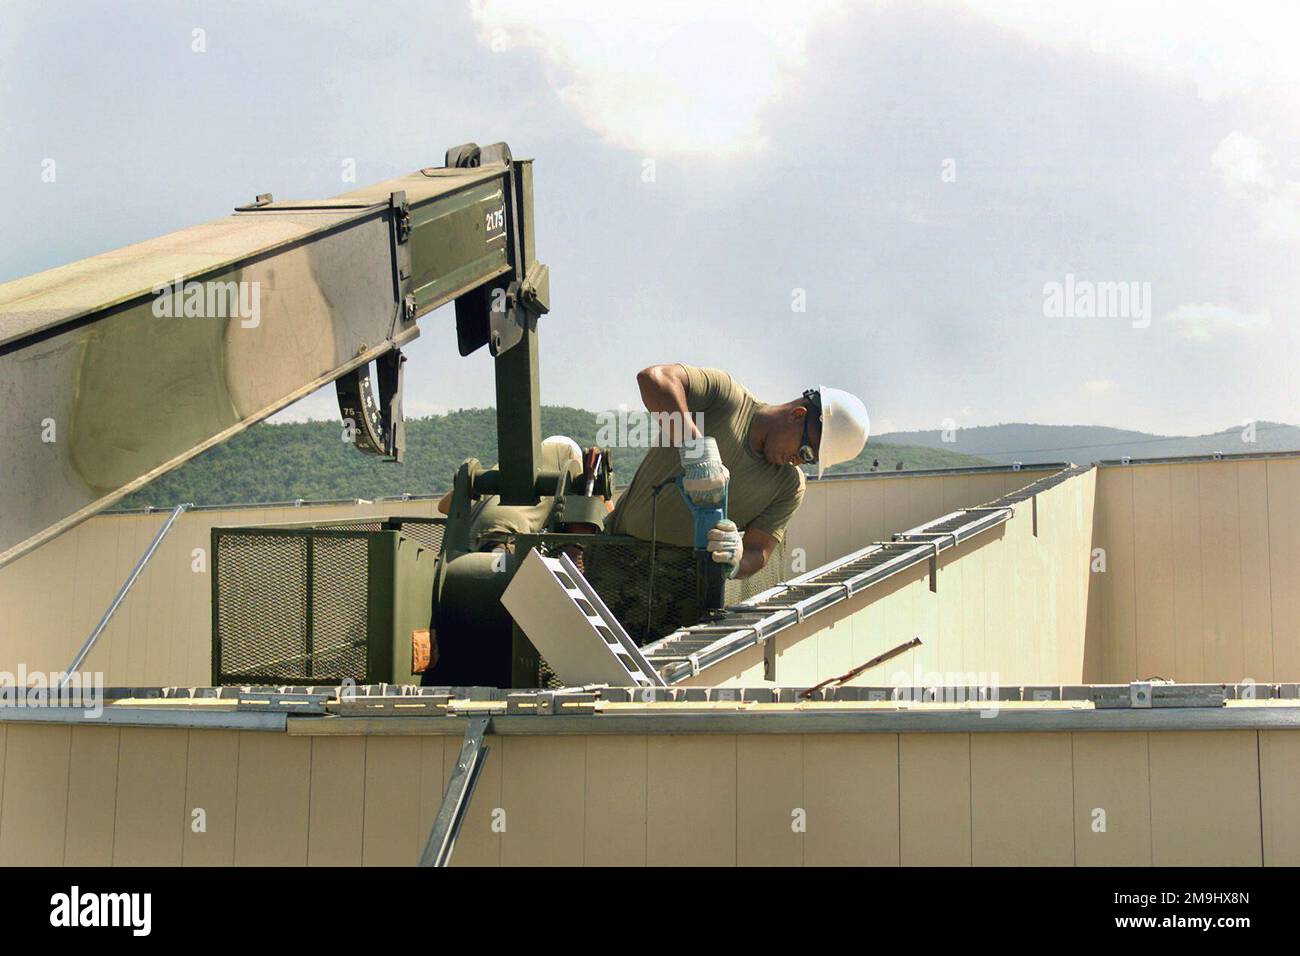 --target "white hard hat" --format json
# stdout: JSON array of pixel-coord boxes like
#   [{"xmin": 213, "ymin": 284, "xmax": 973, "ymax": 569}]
[
  {"xmin": 813, "ymin": 386, "xmax": 869, "ymax": 478},
  {"xmin": 542, "ymin": 435, "xmax": 583, "ymax": 464}
]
